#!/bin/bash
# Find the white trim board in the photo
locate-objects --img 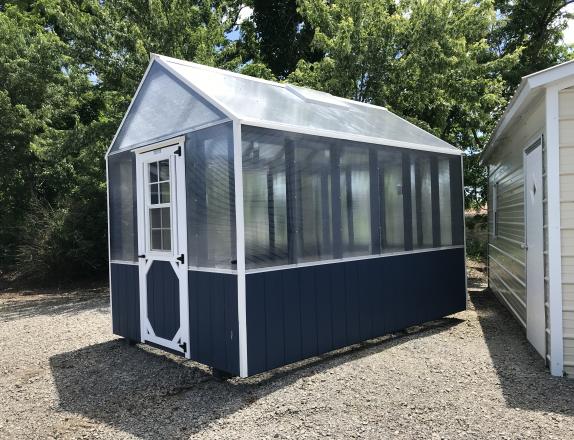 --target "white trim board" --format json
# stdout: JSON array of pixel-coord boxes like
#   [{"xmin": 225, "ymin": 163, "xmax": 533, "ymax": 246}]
[
  {"xmin": 244, "ymin": 246, "xmax": 465, "ymax": 275},
  {"xmin": 240, "ymin": 119, "xmax": 462, "ymax": 156},
  {"xmin": 545, "ymin": 86, "xmax": 564, "ymax": 376},
  {"xmin": 233, "ymin": 121, "xmax": 249, "ymax": 378}
]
